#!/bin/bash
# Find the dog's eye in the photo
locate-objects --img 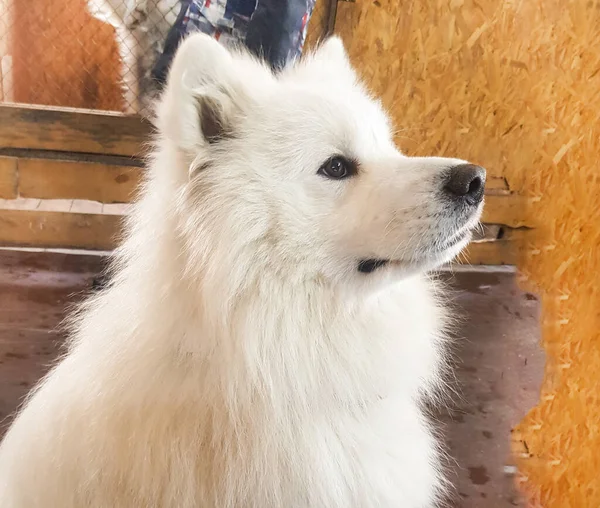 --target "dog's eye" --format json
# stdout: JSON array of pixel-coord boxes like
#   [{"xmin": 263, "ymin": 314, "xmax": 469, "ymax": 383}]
[{"xmin": 318, "ymin": 156, "xmax": 356, "ymax": 179}]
